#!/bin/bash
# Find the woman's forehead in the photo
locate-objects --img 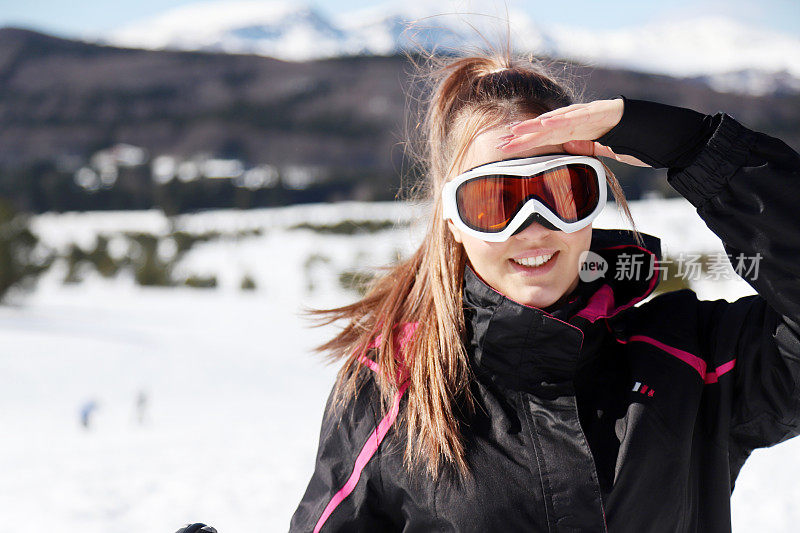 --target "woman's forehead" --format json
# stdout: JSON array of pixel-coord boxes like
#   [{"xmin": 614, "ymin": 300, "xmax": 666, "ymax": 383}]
[{"xmin": 459, "ymin": 125, "xmax": 562, "ymax": 173}]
